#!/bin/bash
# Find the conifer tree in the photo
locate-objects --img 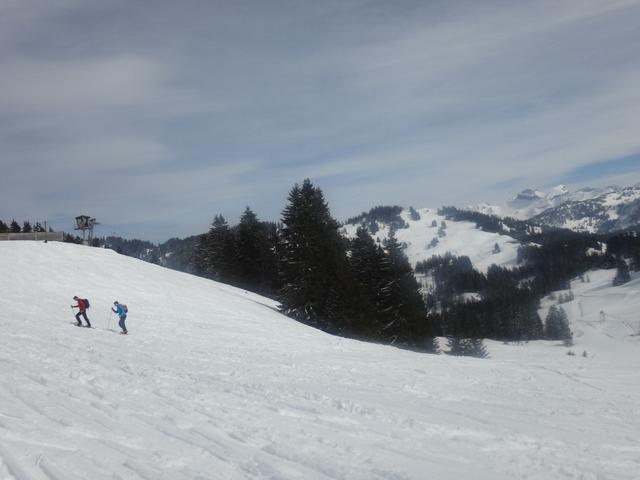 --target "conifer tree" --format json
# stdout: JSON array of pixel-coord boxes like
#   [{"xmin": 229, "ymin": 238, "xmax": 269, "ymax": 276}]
[
  {"xmin": 557, "ymin": 306, "xmax": 572, "ymax": 345},
  {"xmin": 446, "ymin": 336, "xmax": 463, "ymax": 355},
  {"xmin": 545, "ymin": 305, "xmax": 572, "ymax": 342},
  {"xmin": 447, "ymin": 337, "xmax": 488, "ymax": 358},
  {"xmin": 382, "ymin": 233, "xmax": 435, "ymax": 346},
  {"xmin": 350, "ymin": 227, "xmax": 389, "ymax": 331},
  {"xmin": 236, "ymin": 207, "xmax": 262, "ymax": 287},
  {"xmin": 526, "ymin": 300, "xmax": 544, "ymax": 340},
  {"xmin": 9, "ymin": 220, "xmax": 21, "ymax": 233},
  {"xmin": 236, "ymin": 207, "xmax": 280, "ymax": 295},
  {"xmin": 149, "ymin": 250, "xmax": 160, "ymax": 265},
  {"xmin": 0, "ymin": 220, "xmax": 7, "ymax": 233},
  {"xmin": 349, "ymin": 227, "xmax": 439, "ymax": 350},
  {"xmin": 631, "ymin": 248, "xmax": 640, "ymax": 272},
  {"xmin": 22, "ymin": 221, "xmax": 32, "ymax": 233},
  {"xmin": 468, "ymin": 338, "xmax": 489, "ymax": 358},
  {"xmin": 545, "ymin": 305, "xmax": 560, "ymax": 339},
  {"xmin": 279, "ymin": 179, "xmax": 373, "ymax": 335},
  {"xmin": 193, "ymin": 234, "xmax": 209, "ymax": 277},
  {"xmin": 612, "ymin": 260, "xmax": 631, "ymax": 286},
  {"xmin": 199, "ymin": 215, "xmax": 237, "ymax": 282}
]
